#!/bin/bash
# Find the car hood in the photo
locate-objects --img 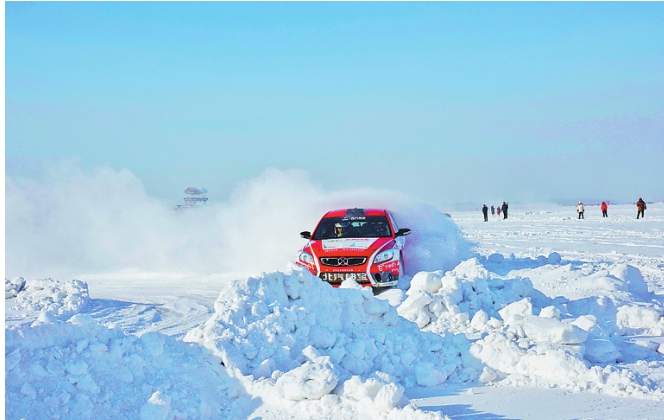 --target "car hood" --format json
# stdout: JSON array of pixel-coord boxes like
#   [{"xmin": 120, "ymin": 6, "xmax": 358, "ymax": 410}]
[{"xmin": 308, "ymin": 237, "xmax": 393, "ymax": 255}]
